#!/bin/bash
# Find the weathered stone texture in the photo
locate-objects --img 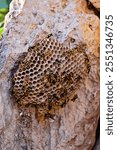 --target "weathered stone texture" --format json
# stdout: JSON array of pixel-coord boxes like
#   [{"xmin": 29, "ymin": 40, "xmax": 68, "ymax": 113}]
[
  {"xmin": 0, "ymin": 0, "xmax": 100, "ymax": 150},
  {"xmin": 89, "ymin": 0, "xmax": 100, "ymax": 10}
]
